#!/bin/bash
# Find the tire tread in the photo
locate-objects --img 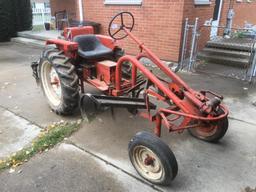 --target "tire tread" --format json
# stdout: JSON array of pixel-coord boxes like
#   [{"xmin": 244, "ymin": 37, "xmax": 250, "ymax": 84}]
[{"xmin": 39, "ymin": 48, "xmax": 79, "ymax": 115}]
